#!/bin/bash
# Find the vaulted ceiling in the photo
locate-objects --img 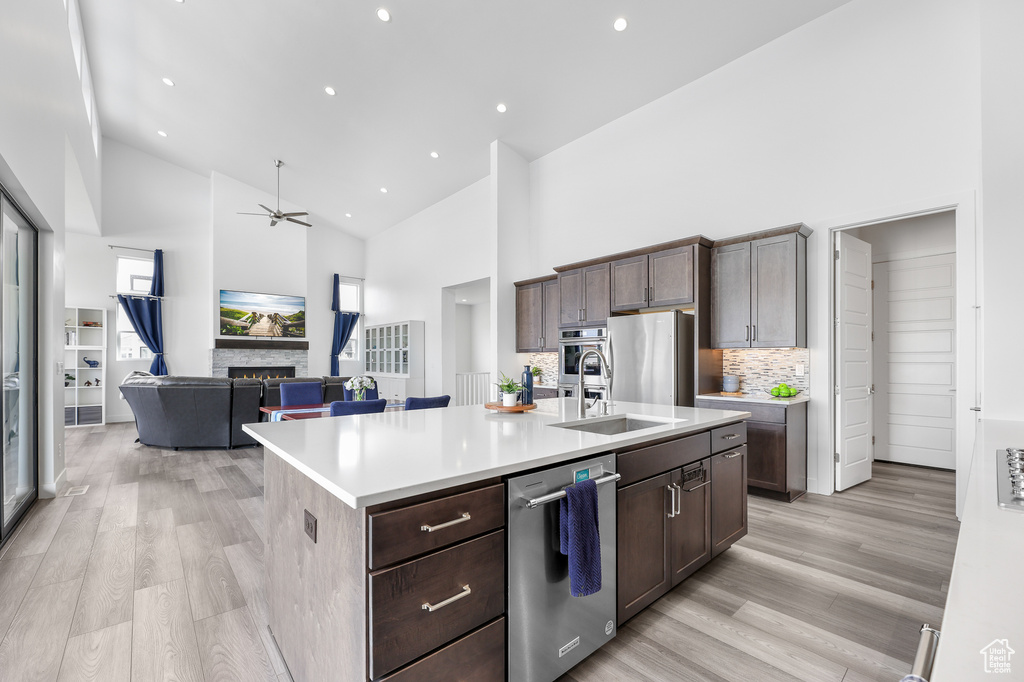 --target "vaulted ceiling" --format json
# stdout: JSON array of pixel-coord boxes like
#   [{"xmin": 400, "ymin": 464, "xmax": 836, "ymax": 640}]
[{"xmin": 80, "ymin": 0, "xmax": 850, "ymax": 238}]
